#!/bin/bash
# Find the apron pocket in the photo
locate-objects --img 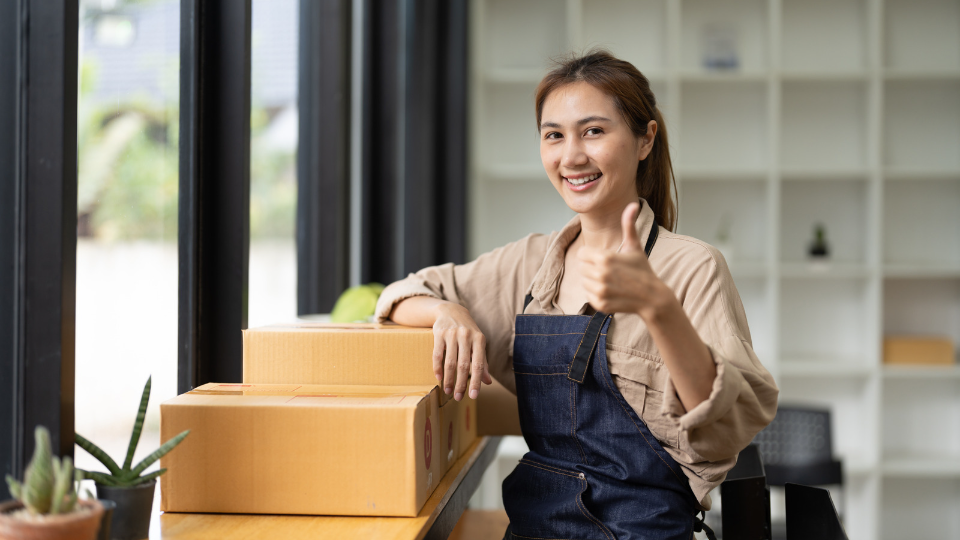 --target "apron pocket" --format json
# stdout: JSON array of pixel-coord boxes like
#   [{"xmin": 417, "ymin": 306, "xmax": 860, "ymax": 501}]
[{"xmin": 502, "ymin": 458, "xmax": 615, "ymax": 540}]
